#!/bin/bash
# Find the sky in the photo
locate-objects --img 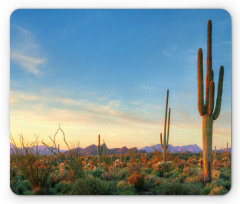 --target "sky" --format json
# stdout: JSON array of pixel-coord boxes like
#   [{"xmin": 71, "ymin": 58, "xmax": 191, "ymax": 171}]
[{"xmin": 10, "ymin": 9, "xmax": 231, "ymax": 150}]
